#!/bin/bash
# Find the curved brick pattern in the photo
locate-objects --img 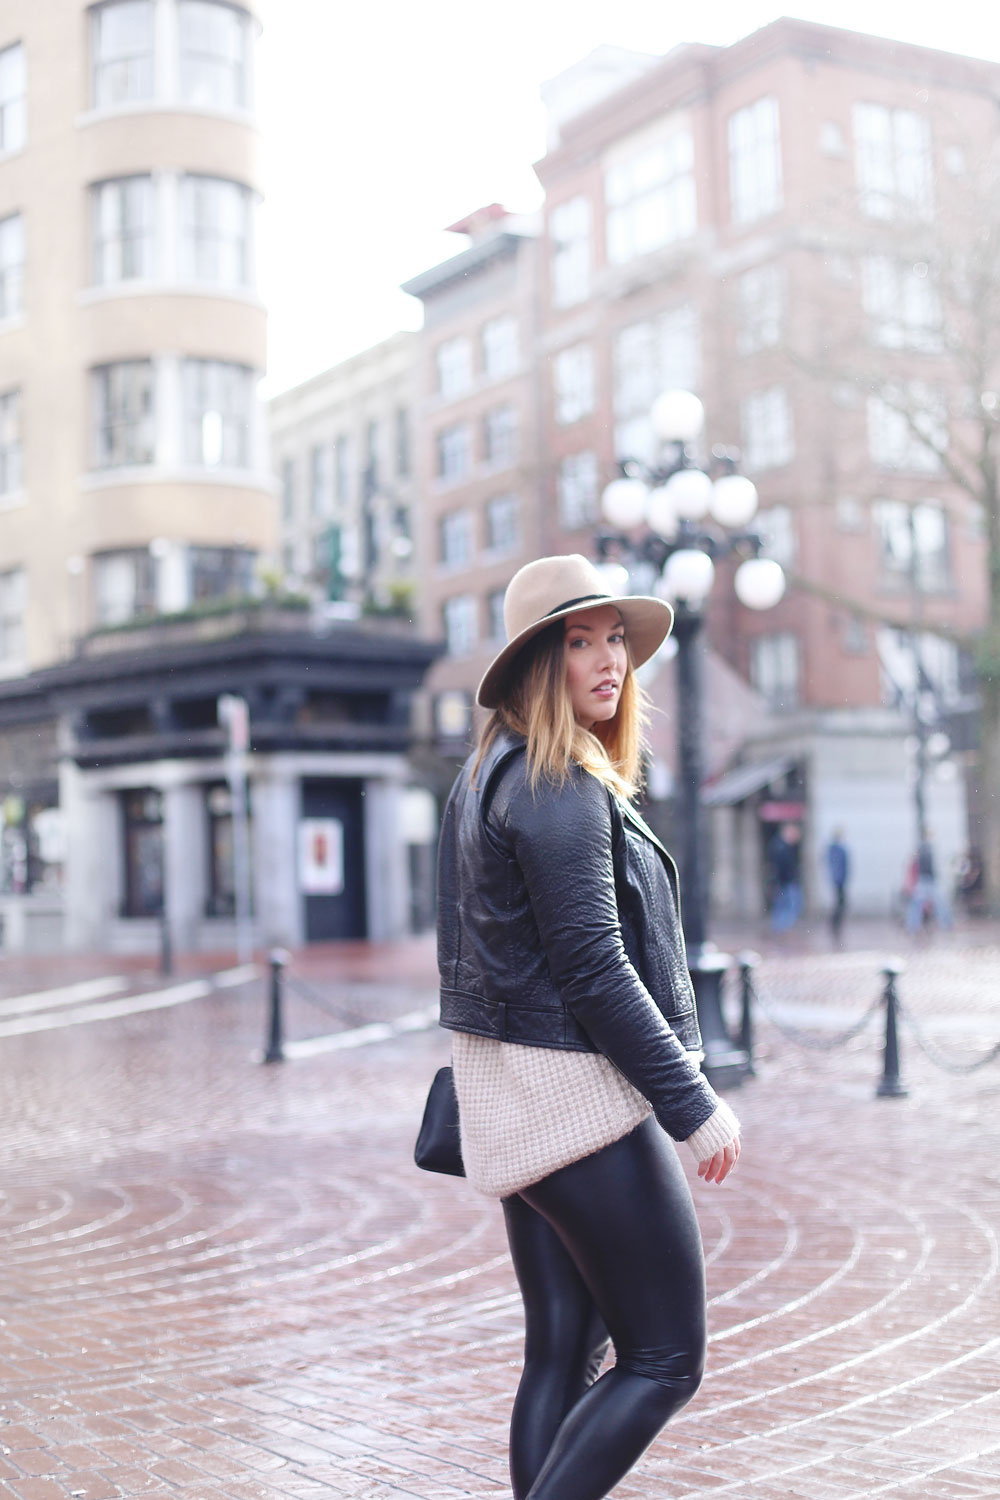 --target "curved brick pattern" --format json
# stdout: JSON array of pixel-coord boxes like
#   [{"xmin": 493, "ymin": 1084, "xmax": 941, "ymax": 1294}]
[{"xmin": 0, "ymin": 928, "xmax": 998, "ymax": 1498}]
